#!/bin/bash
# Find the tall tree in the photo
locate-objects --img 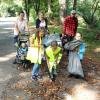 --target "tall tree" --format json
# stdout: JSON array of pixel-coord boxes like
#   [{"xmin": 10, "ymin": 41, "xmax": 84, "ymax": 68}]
[
  {"xmin": 24, "ymin": 0, "xmax": 30, "ymax": 21},
  {"xmin": 59, "ymin": 0, "xmax": 67, "ymax": 24},
  {"xmin": 78, "ymin": 0, "xmax": 100, "ymax": 27},
  {"xmin": 73, "ymin": 0, "xmax": 77, "ymax": 10},
  {"xmin": 31, "ymin": 0, "xmax": 41, "ymax": 15},
  {"xmin": 47, "ymin": 0, "xmax": 52, "ymax": 17}
]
